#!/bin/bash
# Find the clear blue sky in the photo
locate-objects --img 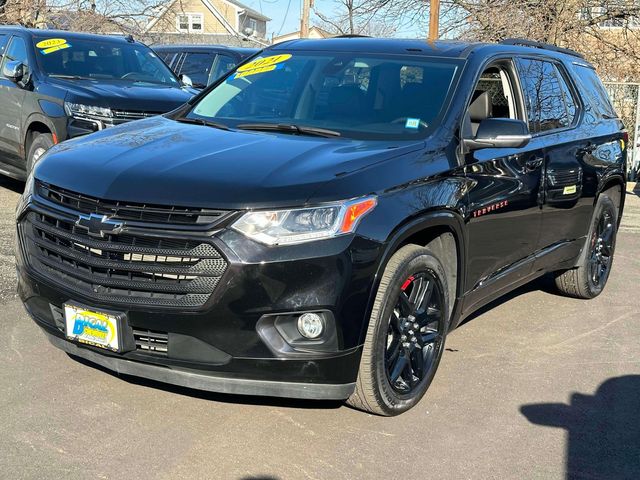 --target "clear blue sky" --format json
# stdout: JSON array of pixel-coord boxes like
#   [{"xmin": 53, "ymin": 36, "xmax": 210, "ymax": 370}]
[{"xmin": 241, "ymin": 0, "xmax": 425, "ymax": 39}]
